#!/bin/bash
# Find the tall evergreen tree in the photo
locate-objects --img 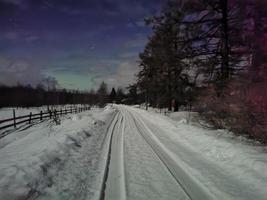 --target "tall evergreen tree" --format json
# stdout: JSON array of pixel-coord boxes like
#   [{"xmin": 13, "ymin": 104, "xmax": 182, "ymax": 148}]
[
  {"xmin": 97, "ymin": 81, "xmax": 108, "ymax": 107},
  {"xmin": 109, "ymin": 87, "xmax": 116, "ymax": 103}
]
